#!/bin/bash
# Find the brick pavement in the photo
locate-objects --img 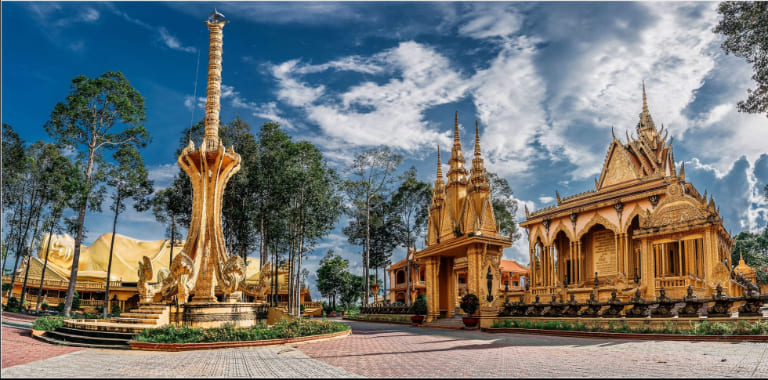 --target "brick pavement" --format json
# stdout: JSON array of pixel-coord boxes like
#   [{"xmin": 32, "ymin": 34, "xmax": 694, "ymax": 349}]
[
  {"xmin": 4, "ymin": 318, "xmax": 768, "ymax": 378},
  {"xmin": 2, "ymin": 326, "xmax": 84, "ymax": 369},
  {"xmin": 299, "ymin": 320, "xmax": 768, "ymax": 378}
]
